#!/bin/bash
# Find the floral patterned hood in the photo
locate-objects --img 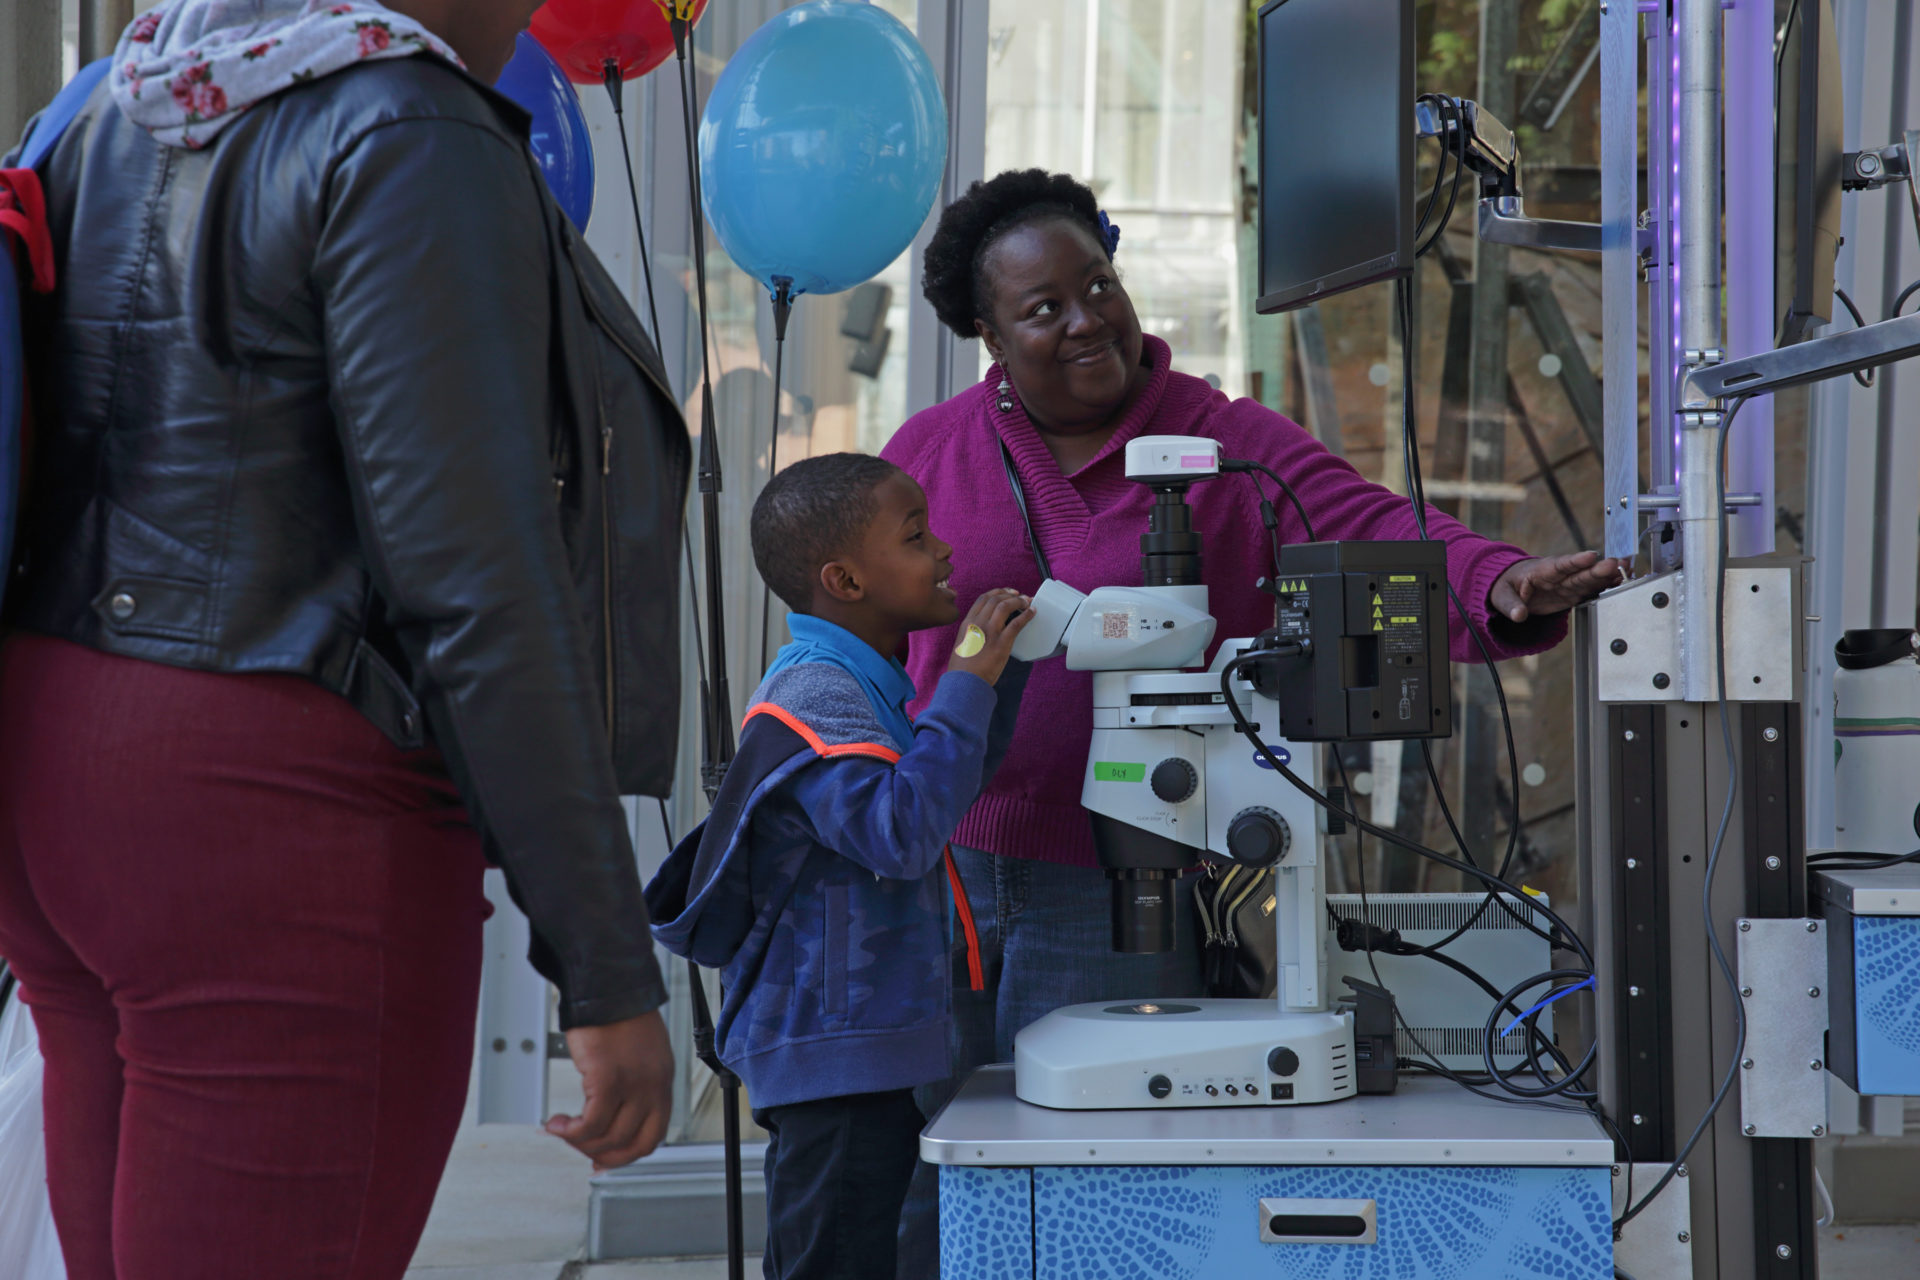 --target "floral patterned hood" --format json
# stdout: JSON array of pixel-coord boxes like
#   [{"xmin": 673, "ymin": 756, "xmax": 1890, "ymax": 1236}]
[{"xmin": 110, "ymin": 0, "xmax": 464, "ymax": 150}]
